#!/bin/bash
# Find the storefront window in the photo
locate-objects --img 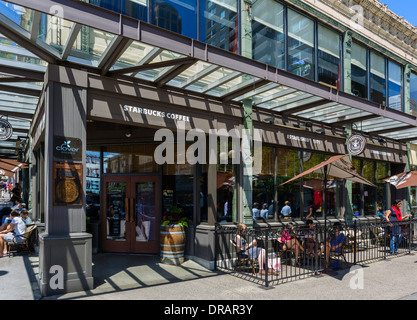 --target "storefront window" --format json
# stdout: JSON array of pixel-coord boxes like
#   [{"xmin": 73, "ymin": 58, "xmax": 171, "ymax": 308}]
[
  {"xmin": 302, "ymin": 152, "xmax": 323, "ymax": 218},
  {"xmin": 162, "ymin": 160, "xmax": 194, "ymax": 222},
  {"xmin": 103, "ymin": 145, "xmax": 159, "ymax": 174},
  {"xmin": 363, "ymin": 160, "xmax": 376, "ymax": 216},
  {"xmin": 388, "ymin": 60, "xmax": 403, "ymax": 112},
  {"xmin": 252, "ymin": 0, "xmax": 285, "ymax": 70},
  {"xmin": 276, "ymin": 148, "xmax": 301, "ymax": 218},
  {"xmin": 411, "ymin": 72, "xmax": 417, "ymax": 114},
  {"xmin": 200, "ymin": 0, "xmax": 238, "ymax": 53},
  {"xmin": 351, "ymin": 42, "xmax": 367, "ymax": 98},
  {"xmin": 317, "ymin": 25, "xmax": 340, "ymax": 88},
  {"xmin": 253, "ymin": 146, "xmax": 275, "ymax": 220},
  {"xmin": 287, "ymin": 9, "xmax": 315, "ymax": 81},
  {"xmin": 352, "ymin": 158, "xmax": 362, "ymax": 216},
  {"xmin": 198, "ymin": 164, "xmax": 208, "ymax": 223},
  {"xmin": 370, "ymin": 51, "xmax": 386, "ymax": 105},
  {"xmin": 217, "ymin": 137, "xmax": 238, "ymax": 222},
  {"xmin": 86, "ymin": 147, "xmax": 101, "ymax": 221},
  {"xmin": 151, "ymin": 0, "xmax": 197, "ymax": 39},
  {"xmin": 376, "ymin": 161, "xmax": 388, "ymax": 212}
]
